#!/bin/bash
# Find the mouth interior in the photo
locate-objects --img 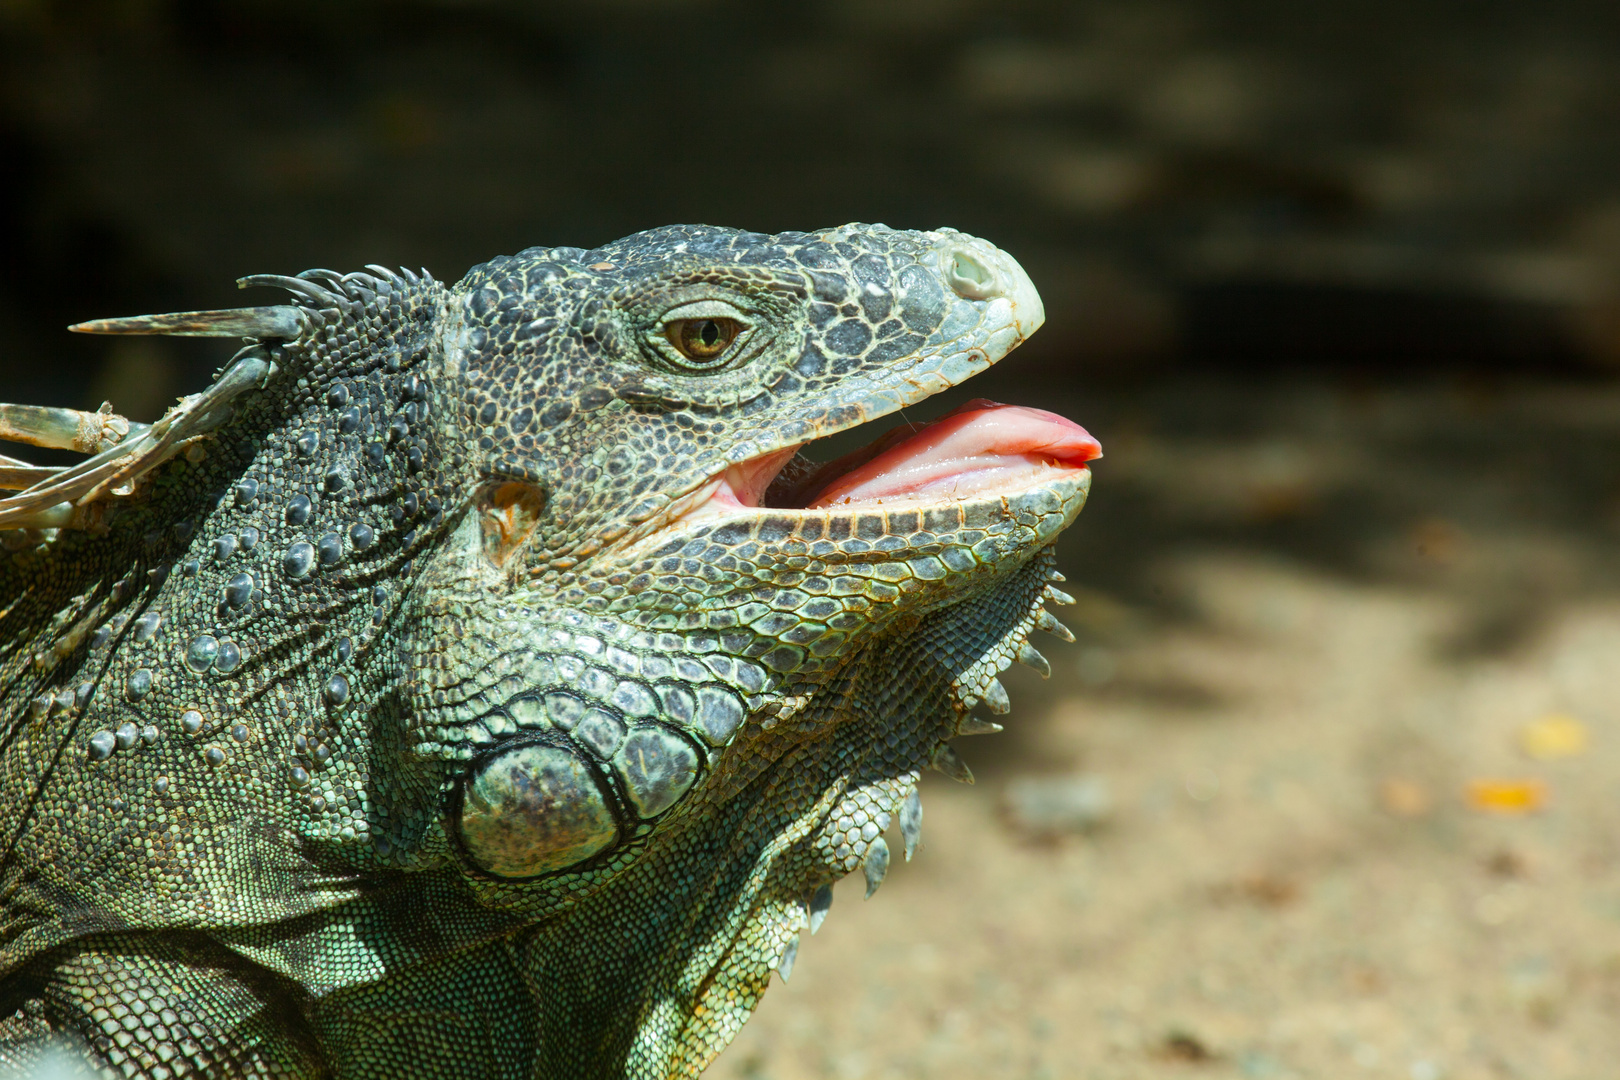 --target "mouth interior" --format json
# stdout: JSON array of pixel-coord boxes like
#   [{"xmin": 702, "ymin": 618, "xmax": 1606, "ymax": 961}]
[{"xmin": 707, "ymin": 399, "xmax": 1102, "ymax": 514}]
